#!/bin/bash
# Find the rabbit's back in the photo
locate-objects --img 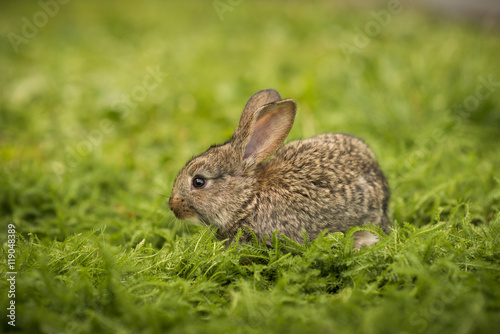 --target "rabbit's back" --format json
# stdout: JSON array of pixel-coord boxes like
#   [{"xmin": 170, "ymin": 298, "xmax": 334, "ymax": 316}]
[{"xmin": 251, "ymin": 133, "xmax": 390, "ymax": 242}]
